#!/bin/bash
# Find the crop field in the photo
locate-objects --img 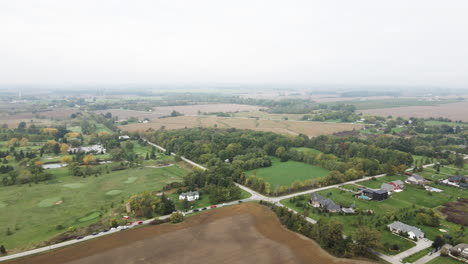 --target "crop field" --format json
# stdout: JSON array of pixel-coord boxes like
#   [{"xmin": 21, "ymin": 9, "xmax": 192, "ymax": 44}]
[
  {"xmin": 231, "ymin": 111, "xmax": 305, "ymax": 120},
  {"xmin": 0, "ymin": 164, "xmax": 188, "ymax": 252},
  {"xmin": 246, "ymin": 157, "xmax": 329, "ymax": 188},
  {"xmin": 153, "ymin": 103, "xmax": 263, "ymax": 115},
  {"xmin": 338, "ymin": 98, "xmax": 459, "ymax": 110},
  {"xmin": 360, "ymin": 102, "xmax": 468, "ymax": 122},
  {"xmin": 8, "ymin": 203, "xmax": 370, "ymax": 264},
  {"xmin": 119, "ymin": 116, "xmax": 364, "ymax": 137}
]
